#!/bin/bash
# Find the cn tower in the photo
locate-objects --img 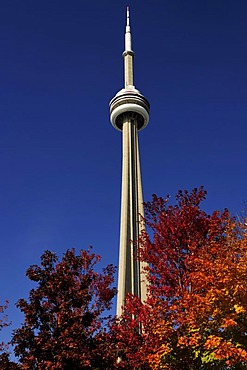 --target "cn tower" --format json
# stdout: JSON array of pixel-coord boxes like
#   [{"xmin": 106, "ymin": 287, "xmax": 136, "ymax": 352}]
[{"xmin": 109, "ymin": 7, "xmax": 150, "ymax": 316}]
